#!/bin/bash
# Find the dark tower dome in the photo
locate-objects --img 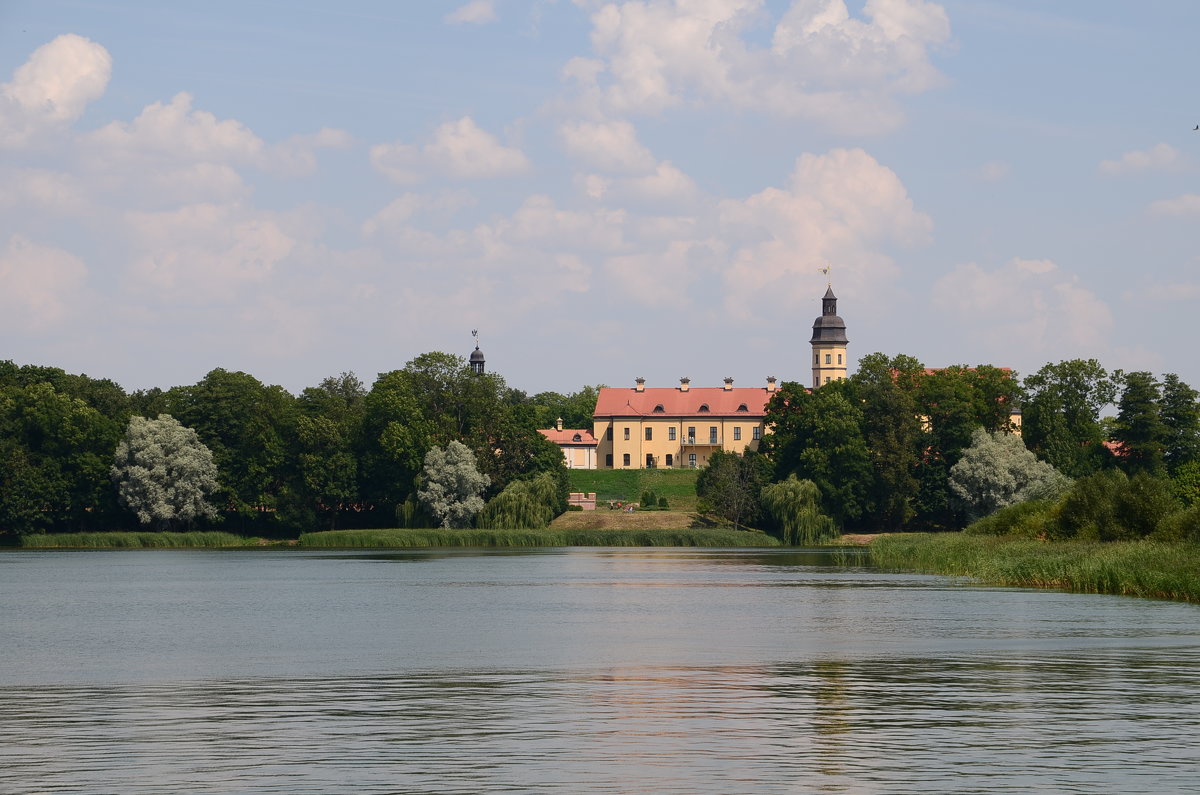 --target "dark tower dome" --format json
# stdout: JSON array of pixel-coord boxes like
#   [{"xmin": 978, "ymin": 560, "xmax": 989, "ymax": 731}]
[
  {"xmin": 469, "ymin": 329, "xmax": 486, "ymax": 374},
  {"xmin": 810, "ymin": 286, "xmax": 848, "ymax": 344}
]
